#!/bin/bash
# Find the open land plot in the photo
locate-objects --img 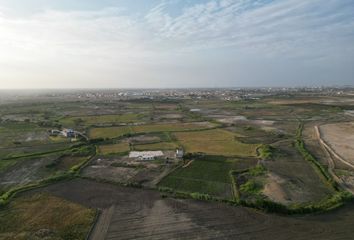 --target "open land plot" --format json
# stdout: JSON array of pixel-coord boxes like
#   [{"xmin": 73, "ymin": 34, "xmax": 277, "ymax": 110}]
[
  {"xmin": 153, "ymin": 103, "xmax": 179, "ymax": 110},
  {"xmin": 0, "ymin": 141, "xmax": 72, "ymax": 160},
  {"xmin": 319, "ymin": 122, "xmax": 354, "ymax": 166},
  {"xmin": 302, "ymin": 122, "xmax": 332, "ymax": 167},
  {"xmin": 60, "ymin": 113, "xmax": 146, "ymax": 127},
  {"xmin": 159, "ymin": 156, "xmax": 258, "ymax": 199},
  {"xmin": 50, "ymin": 155, "xmax": 88, "ymax": 171},
  {"xmin": 0, "ymin": 192, "xmax": 95, "ymax": 240},
  {"xmin": 98, "ymin": 142, "xmax": 130, "ymax": 155},
  {"xmin": 0, "ymin": 122, "xmax": 53, "ymax": 147},
  {"xmin": 174, "ymin": 129, "xmax": 258, "ymax": 157},
  {"xmin": 82, "ymin": 155, "xmax": 175, "ymax": 187},
  {"xmin": 89, "ymin": 122, "xmax": 216, "ymax": 139},
  {"xmin": 131, "ymin": 122, "xmax": 216, "ymax": 133},
  {"xmin": 0, "ymin": 153, "xmax": 63, "ymax": 193},
  {"xmin": 133, "ymin": 142, "xmax": 178, "ymax": 151},
  {"xmin": 25, "ymin": 178, "xmax": 354, "ymax": 240},
  {"xmin": 0, "ymin": 145, "xmax": 93, "ymax": 194},
  {"xmin": 89, "ymin": 126, "xmax": 133, "ymax": 139},
  {"xmin": 262, "ymin": 141, "xmax": 334, "ymax": 205}
]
